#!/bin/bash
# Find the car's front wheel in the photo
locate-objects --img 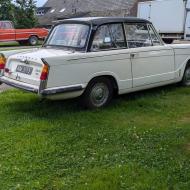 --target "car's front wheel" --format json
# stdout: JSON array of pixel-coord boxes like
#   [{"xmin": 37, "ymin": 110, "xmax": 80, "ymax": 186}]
[
  {"xmin": 182, "ymin": 65, "xmax": 190, "ymax": 86},
  {"xmin": 81, "ymin": 77, "xmax": 113, "ymax": 109}
]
